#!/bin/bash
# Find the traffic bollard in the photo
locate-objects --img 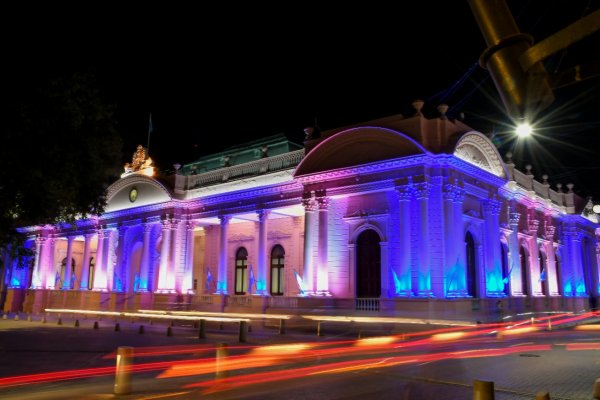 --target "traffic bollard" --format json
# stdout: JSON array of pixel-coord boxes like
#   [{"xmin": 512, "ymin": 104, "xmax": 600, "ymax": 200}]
[
  {"xmin": 535, "ymin": 391, "xmax": 550, "ymax": 400},
  {"xmin": 473, "ymin": 380, "xmax": 494, "ymax": 400},
  {"xmin": 198, "ymin": 319, "xmax": 206, "ymax": 339},
  {"xmin": 167, "ymin": 326, "xmax": 173, "ymax": 336},
  {"xmin": 215, "ymin": 343, "xmax": 228, "ymax": 379},
  {"xmin": 115, "ymin": 323, "xmax": 121, "ymax": 332},
  {"xmin": 93, "ymin": 321, "xmax": 99, "ymax": 329},
  {"xmin": 74, "ymin": 319, "xmax": 80, "ymax": 327},
  {"xmin": 114, "ymin": 346, "xmax": 134, "ymax": 395},
  {"xmin": 279, "ymin": 319, "xmax": 286, "ymax": 334},
  {"xmin": 138, "ymin": 325, "xmax": 145, "ymax": 334},
  {"xmin": 593, "ymin": 377, "xmax": 600, "ymax": 399},
  {"xmin": 57, "ymin": 317, "xmax": 62, "ymax": 325},
  {"xmin": 239, "ymin": 321, "xmax": 248, "ymax": 343},
  {"xmin": 317, "ymin": 321, "xmax": 322, "ymax": 337}
]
